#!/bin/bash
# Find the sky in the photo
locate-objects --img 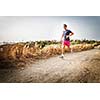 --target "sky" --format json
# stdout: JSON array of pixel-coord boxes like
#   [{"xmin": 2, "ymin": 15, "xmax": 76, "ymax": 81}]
[{"xmin": 0, "ymin": 16, "xmax": 100, "ymax": 42}]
